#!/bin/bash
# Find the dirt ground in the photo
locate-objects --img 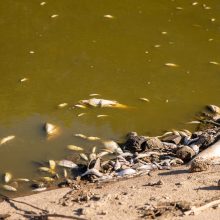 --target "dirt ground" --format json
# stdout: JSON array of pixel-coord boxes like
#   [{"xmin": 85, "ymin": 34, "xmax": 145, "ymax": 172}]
[{"xmin": 0, "ymin": 165, "xmax": 220, "ymax": 220}]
